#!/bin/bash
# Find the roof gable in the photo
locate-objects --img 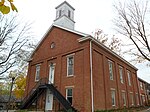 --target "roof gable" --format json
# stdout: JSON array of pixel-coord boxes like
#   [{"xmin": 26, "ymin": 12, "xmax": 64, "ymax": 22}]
[
  {"xmin": 29, "ymin": 24, "xmax": 89, "ymax": 60},
  {"xmin": 55, "ymin": 1, "xmax": 75, "ymax": 10}
]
